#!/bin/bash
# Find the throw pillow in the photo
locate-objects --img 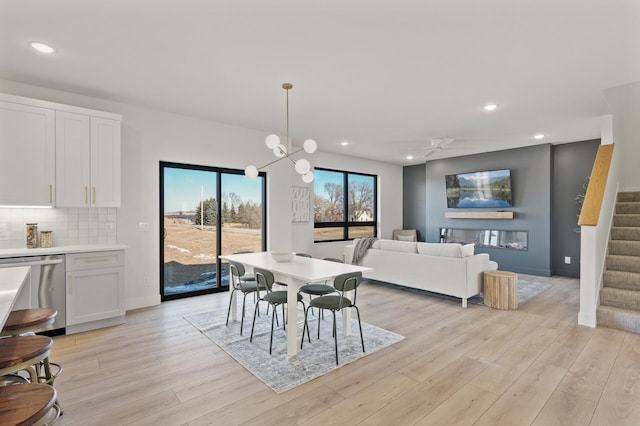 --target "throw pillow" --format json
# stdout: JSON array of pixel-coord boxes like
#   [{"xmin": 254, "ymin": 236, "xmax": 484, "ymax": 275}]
[
  {"xmin": 396, "ymin": 234, "xmax": 415, "ymax": 242},
  {"xmin": 462, "ymin": 243, "xmax": 475, "ymax": 257},
  {"xmin": 417, "ymin": 242, "xmax": 463, "ymax": 257}
]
